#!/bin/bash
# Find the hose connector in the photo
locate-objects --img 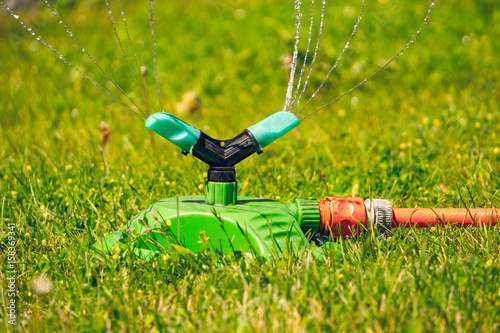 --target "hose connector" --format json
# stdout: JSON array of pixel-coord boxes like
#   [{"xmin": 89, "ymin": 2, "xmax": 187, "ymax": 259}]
[
  {"xmin": 318, "ymin": 197, "xmax": 367, "ymax": 237},
  {"xmin": 364, "ymin": 198, "xmax": 393, "ymax": 229}
]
